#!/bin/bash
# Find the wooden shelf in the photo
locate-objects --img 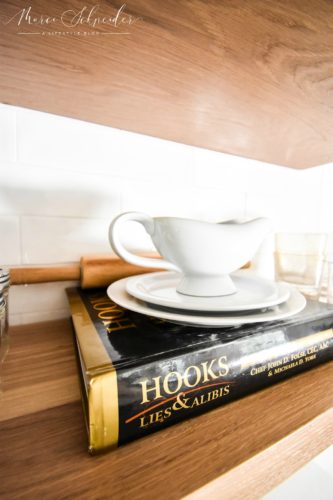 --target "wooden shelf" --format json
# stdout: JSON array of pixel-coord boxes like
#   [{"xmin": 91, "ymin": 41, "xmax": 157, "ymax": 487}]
[
  {"xmin": 1, "ymin": 319, "xmax": 333, "ymax": 499},
  {"xmin": 1, "ymin": 1, "xmax": 333, "ymax": 167}
]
